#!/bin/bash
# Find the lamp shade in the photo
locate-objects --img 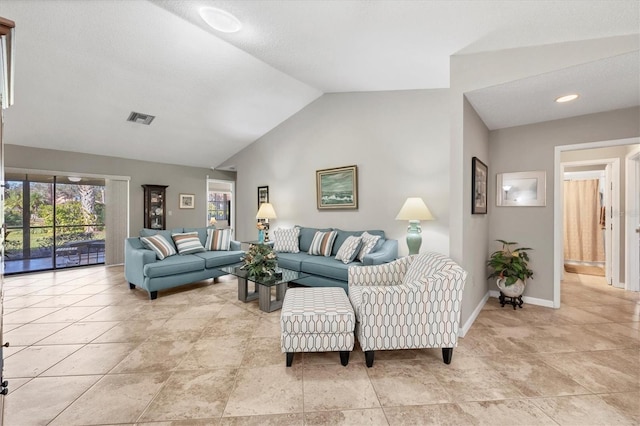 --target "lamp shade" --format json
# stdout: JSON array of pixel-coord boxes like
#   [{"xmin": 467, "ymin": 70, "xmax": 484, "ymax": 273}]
[
  {"xmin": 256, "ymin": 202, "xmax": 277, "ymax": 220},
  {"xmin": 209, "ymin": 217, "xmax": 217, "ymax": 226},
  {"xmin": 395, "ymin": 197, "xmax": 434, "ymax": 221}
]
